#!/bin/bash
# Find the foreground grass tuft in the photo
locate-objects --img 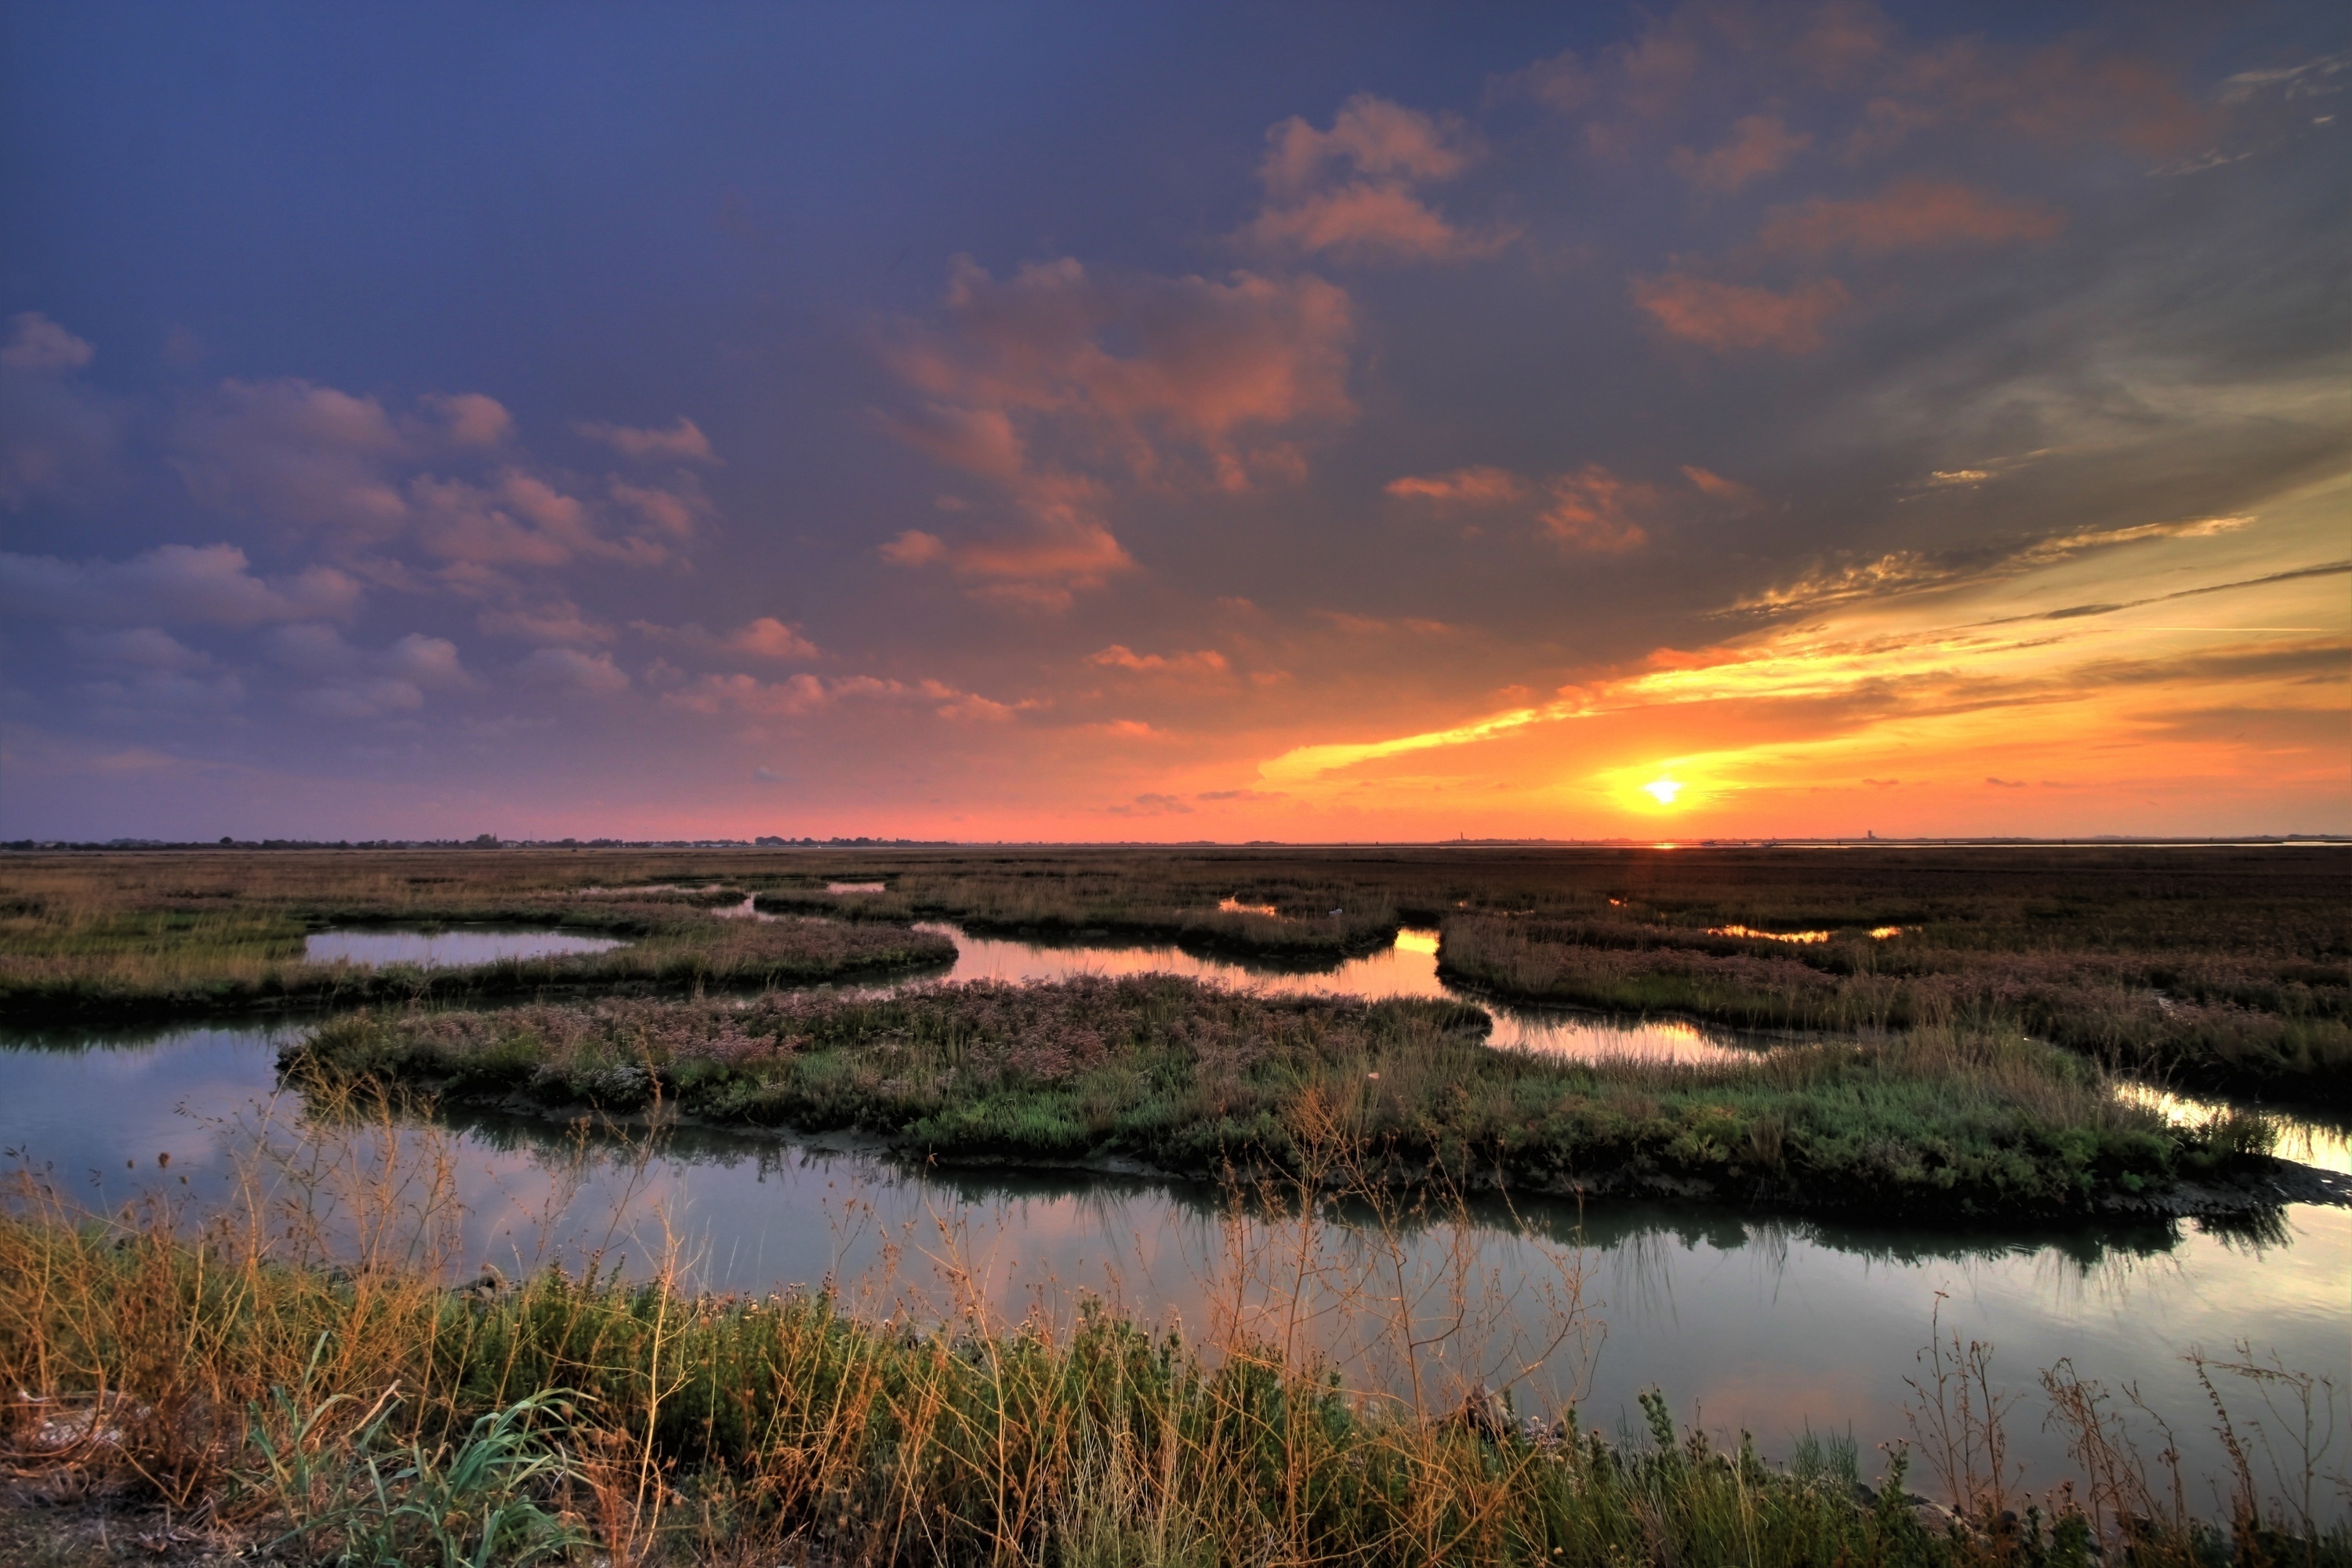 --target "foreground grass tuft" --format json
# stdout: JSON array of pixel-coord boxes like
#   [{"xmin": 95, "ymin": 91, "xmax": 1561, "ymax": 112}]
[{"xmin": 2, "ymin": 1189, "xmax": 2342, "ymax": 1566}]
